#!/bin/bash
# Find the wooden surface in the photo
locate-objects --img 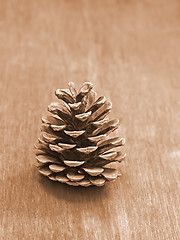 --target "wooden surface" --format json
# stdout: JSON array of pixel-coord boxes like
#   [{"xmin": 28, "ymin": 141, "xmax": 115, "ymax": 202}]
[{"xmin": 1, "ymin": 0, "xmax": 180, "ymax": 239}]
